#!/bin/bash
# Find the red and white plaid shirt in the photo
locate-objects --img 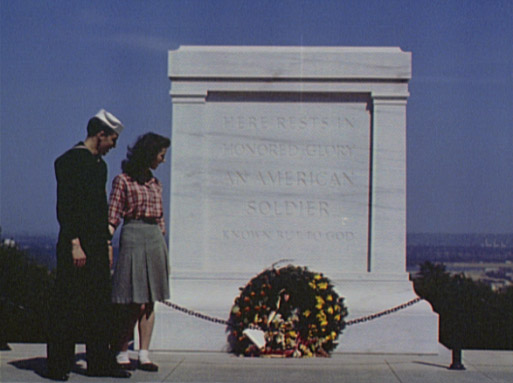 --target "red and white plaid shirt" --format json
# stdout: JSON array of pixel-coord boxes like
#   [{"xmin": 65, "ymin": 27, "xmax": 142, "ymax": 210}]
[{"xmin": 108, "ymin": 173, "xmax": 166, "ymax": 234}]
